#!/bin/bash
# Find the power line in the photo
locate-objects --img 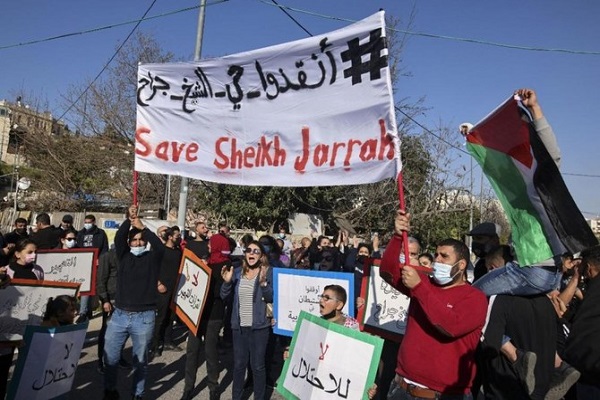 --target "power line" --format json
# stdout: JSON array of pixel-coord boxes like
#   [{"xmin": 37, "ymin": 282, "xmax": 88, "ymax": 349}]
[
  {"xmin": 270, "ymin": 0, "xmax": 313, "ymax": 37},
  {"xmin": 563, "ymin": 172, "xmax": 600, "ymax": 178},
  {"xmin": 56, "ymin": 0, "xmax": 159, "ymax": 122},
  {"xmin": 395, "ymin": 106, "xmax": 470, "ymax": 156},
  {"xmin": 0, "ymin": 1, "xmax": 228, "ymax": 51},
  {"xmin": 259, "ymin": 0, "xmax": 600, "ymax": 56}
]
